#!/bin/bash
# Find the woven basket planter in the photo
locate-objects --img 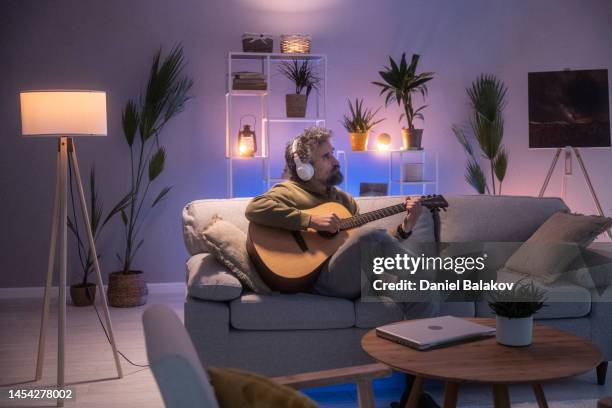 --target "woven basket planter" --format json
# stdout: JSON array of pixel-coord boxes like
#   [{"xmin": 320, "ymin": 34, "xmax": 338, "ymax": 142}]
[
  {"xmin": 107, "ymin": 271, "xmax": 148, "ymax": 308},
  {"xmin": 286, "ymin": 94, "xmax": 307, "ymax": 117},
  {"xmin": 70, "ymin": 283, "xmax": 96, "ymax": 307}
]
